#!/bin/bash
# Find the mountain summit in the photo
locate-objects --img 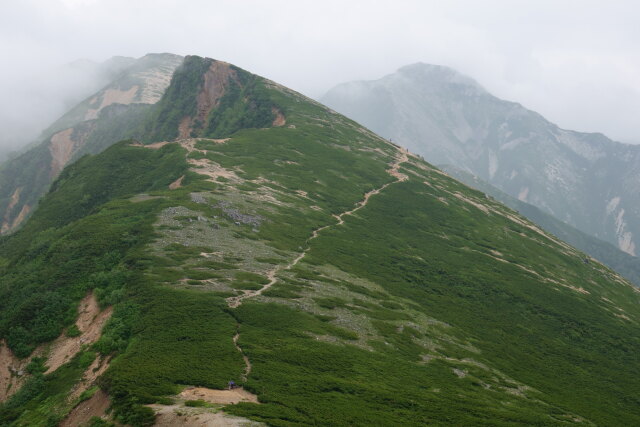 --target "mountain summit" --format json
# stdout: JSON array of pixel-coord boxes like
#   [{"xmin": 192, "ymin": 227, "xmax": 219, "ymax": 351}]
[
  {"xmin": 322, "ymin": 64, "xmax": 640, "ymax": 256},
  {"xmin": 0, "ymin": 55, "xmax": 638, "ymax": 426},
  {"xmin": 397, "ymin": 63, "xmax": 487, "ymax": 94}
]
